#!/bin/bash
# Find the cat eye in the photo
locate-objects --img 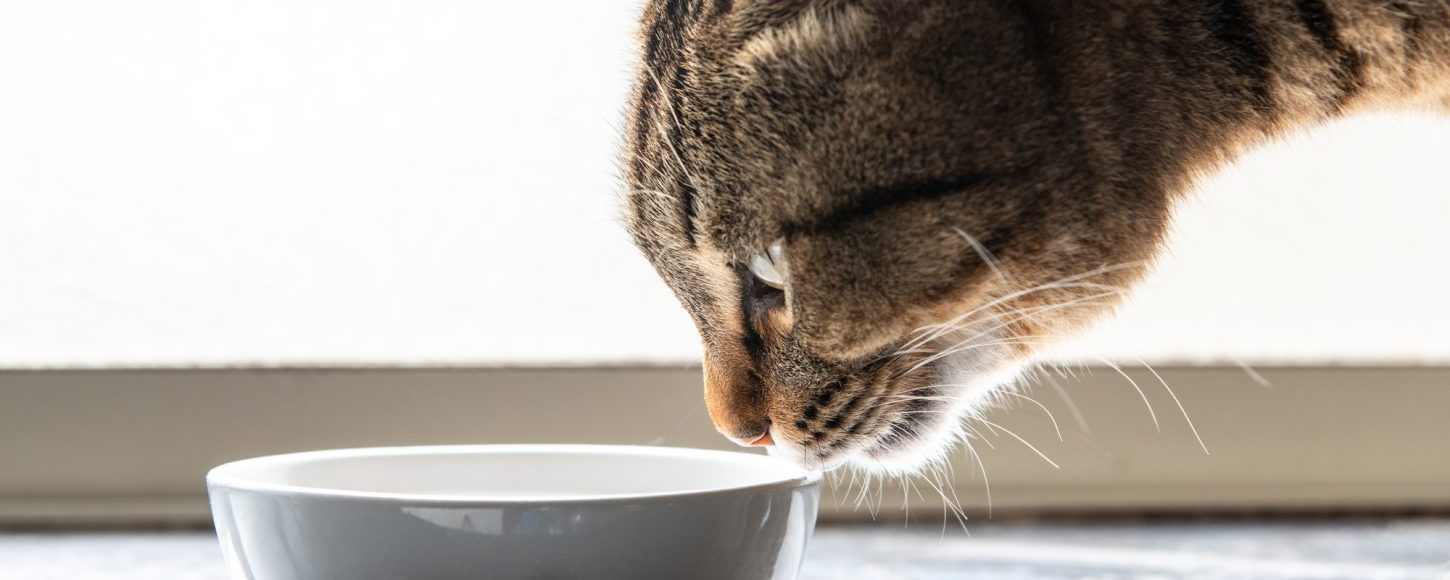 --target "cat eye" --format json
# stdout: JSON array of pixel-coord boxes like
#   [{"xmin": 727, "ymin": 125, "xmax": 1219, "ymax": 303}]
[{"xmin": 747, "ymin": 238, "xmax": 788, "ymax": 290}]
